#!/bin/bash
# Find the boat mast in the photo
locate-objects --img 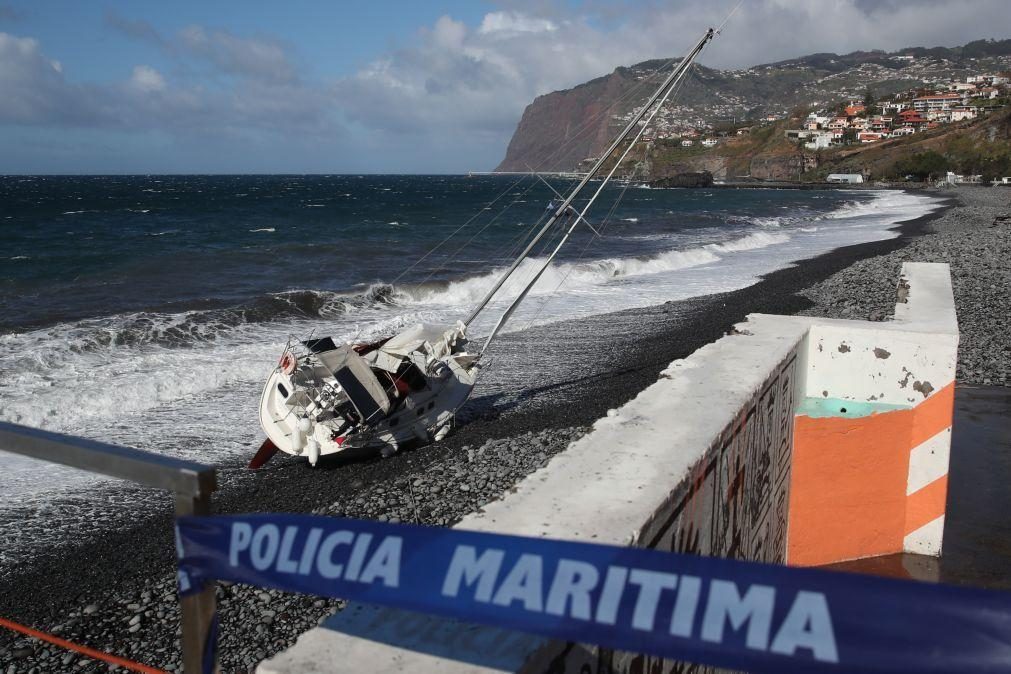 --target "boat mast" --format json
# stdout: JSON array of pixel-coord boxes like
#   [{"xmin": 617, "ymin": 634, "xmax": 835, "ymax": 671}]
[{"xmin": 463, "ymin": 26, "xmax": 716, "ymax": 344}]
